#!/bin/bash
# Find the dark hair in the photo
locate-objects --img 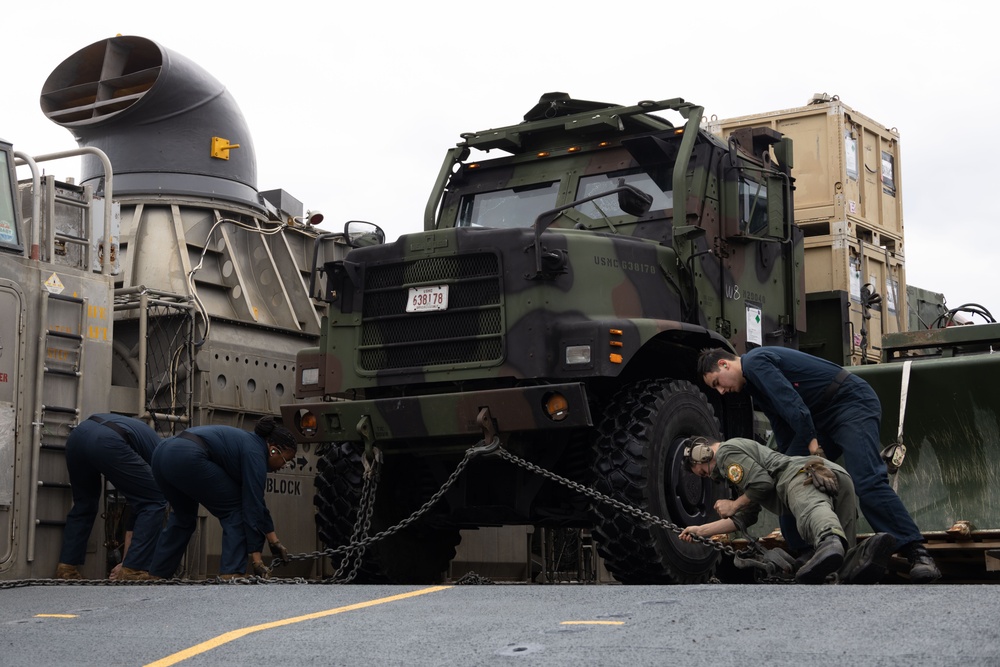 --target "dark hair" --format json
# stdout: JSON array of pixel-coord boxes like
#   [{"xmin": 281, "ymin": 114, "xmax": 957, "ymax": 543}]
[
  {"xmin": 696, "ymin": 348, "xmax": 738, "ymax": 377},
  {"xmin": 254, "ymin": 416, "xmax": 297, "ymax": 452}
]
